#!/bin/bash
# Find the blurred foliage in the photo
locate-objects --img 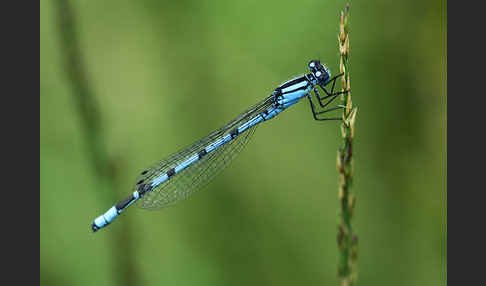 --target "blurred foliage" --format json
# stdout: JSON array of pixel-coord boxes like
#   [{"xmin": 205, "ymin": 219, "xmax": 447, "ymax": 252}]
[{"xmin": 40, "ymin": 0, "xmax": 446, "ymax": 285}]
